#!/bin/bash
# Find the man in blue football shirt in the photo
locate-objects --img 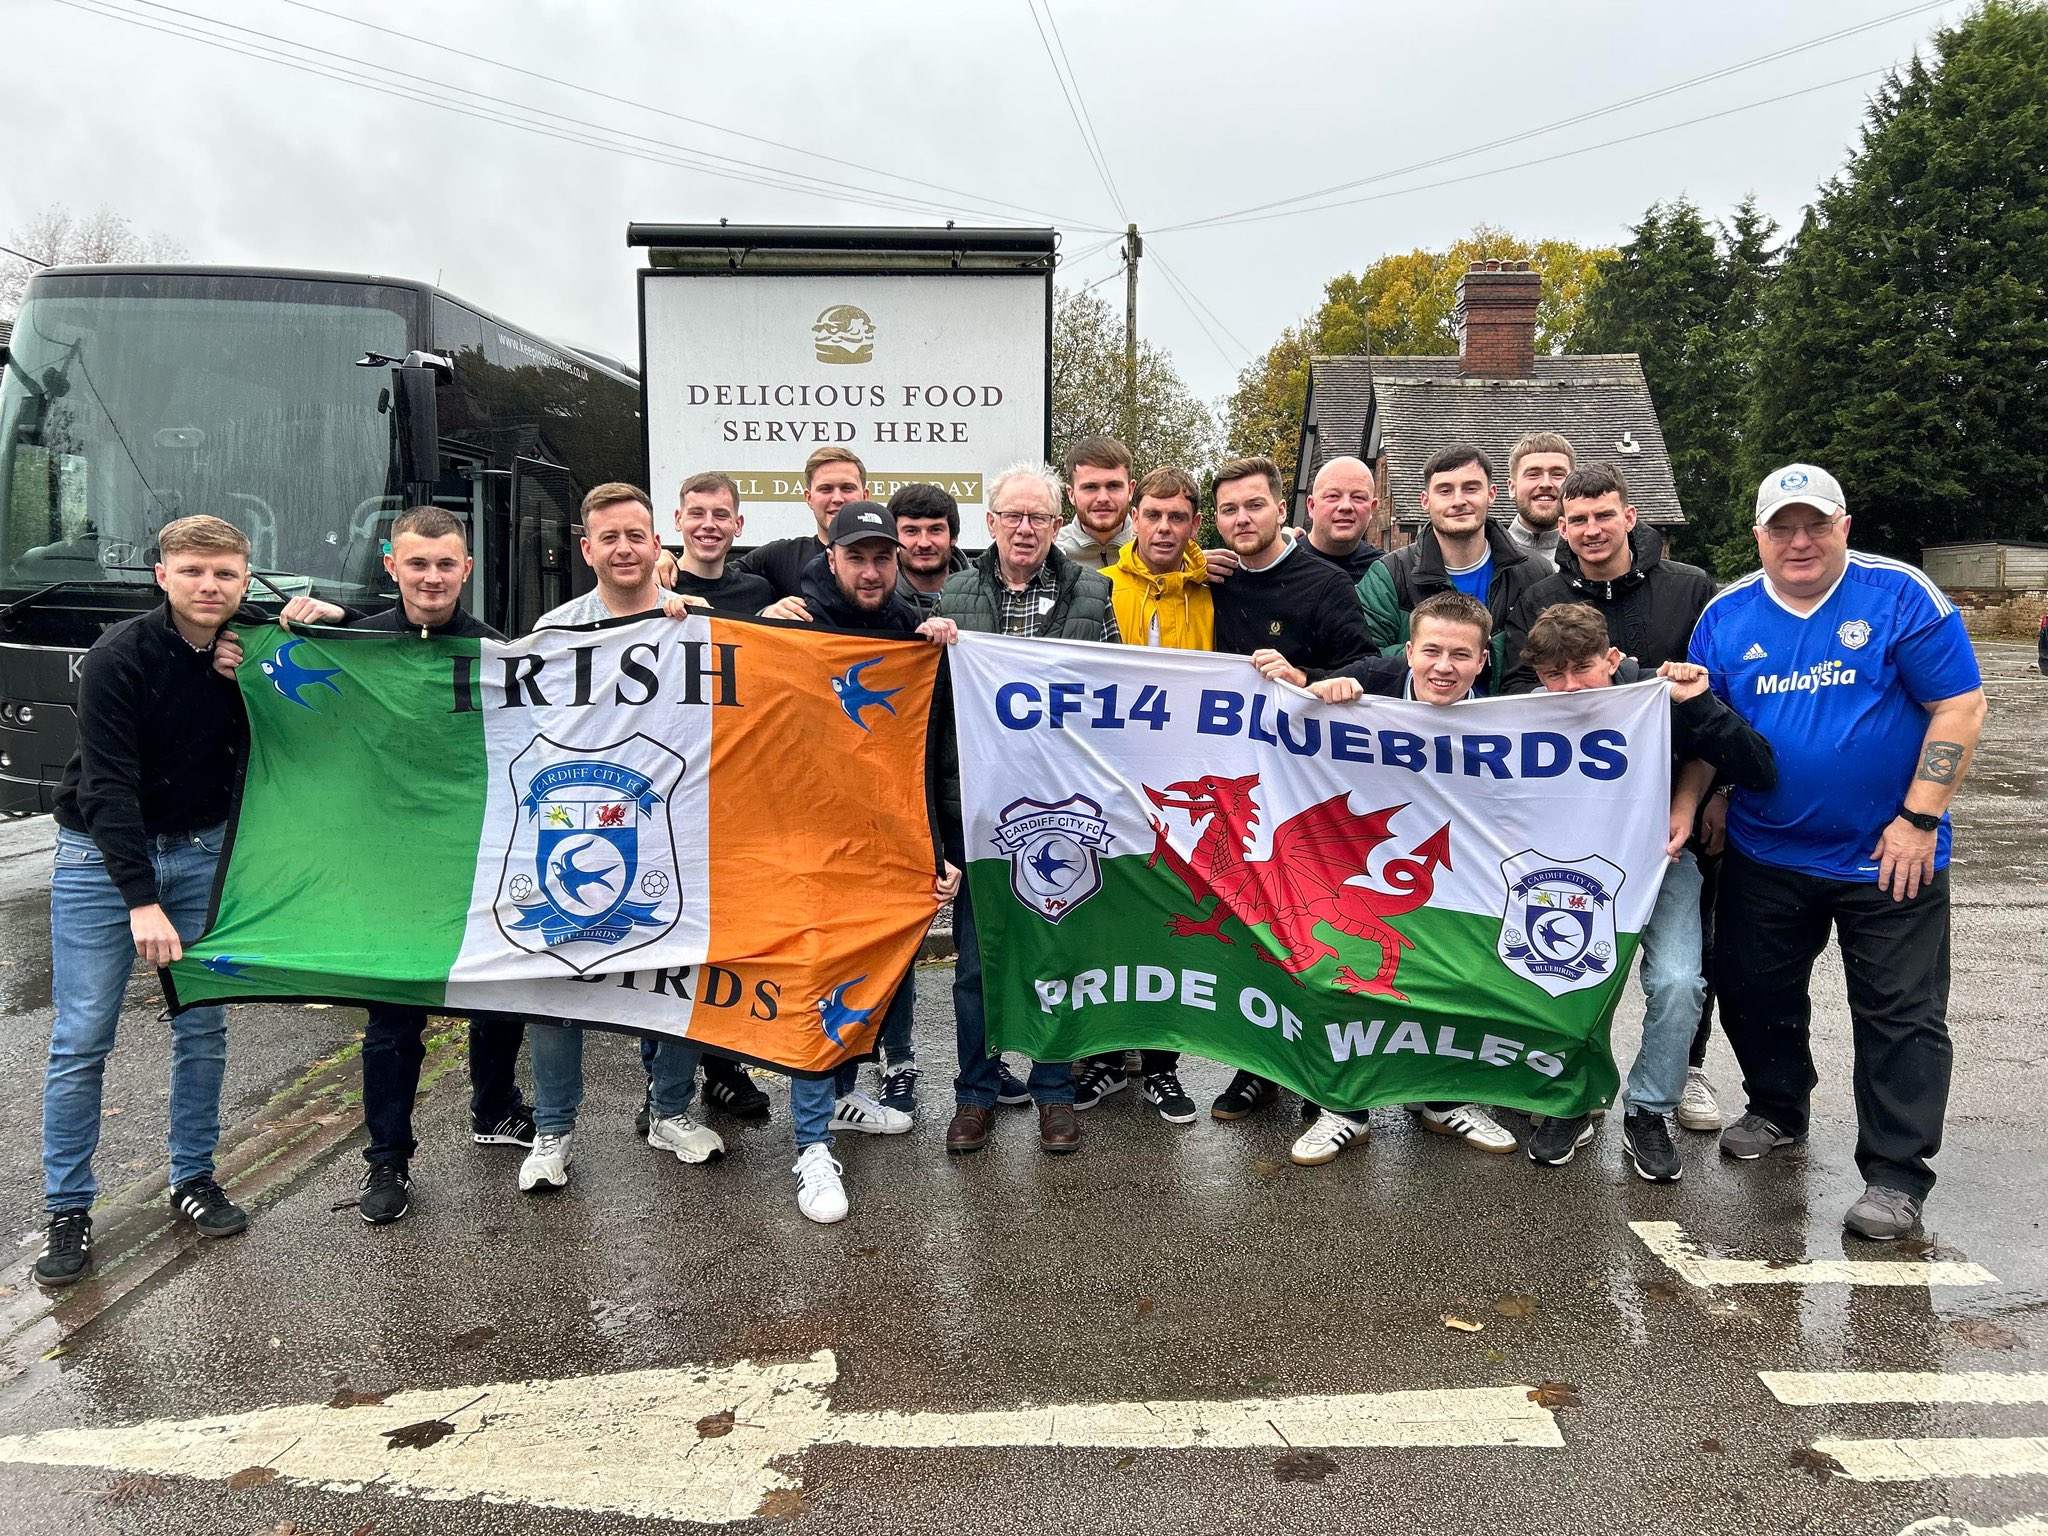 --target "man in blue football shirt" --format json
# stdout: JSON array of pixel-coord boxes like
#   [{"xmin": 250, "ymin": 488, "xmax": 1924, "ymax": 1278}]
[{"xmin": 1689, "ymin": 464, "xmax": 1986, "ymax": 1241}]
